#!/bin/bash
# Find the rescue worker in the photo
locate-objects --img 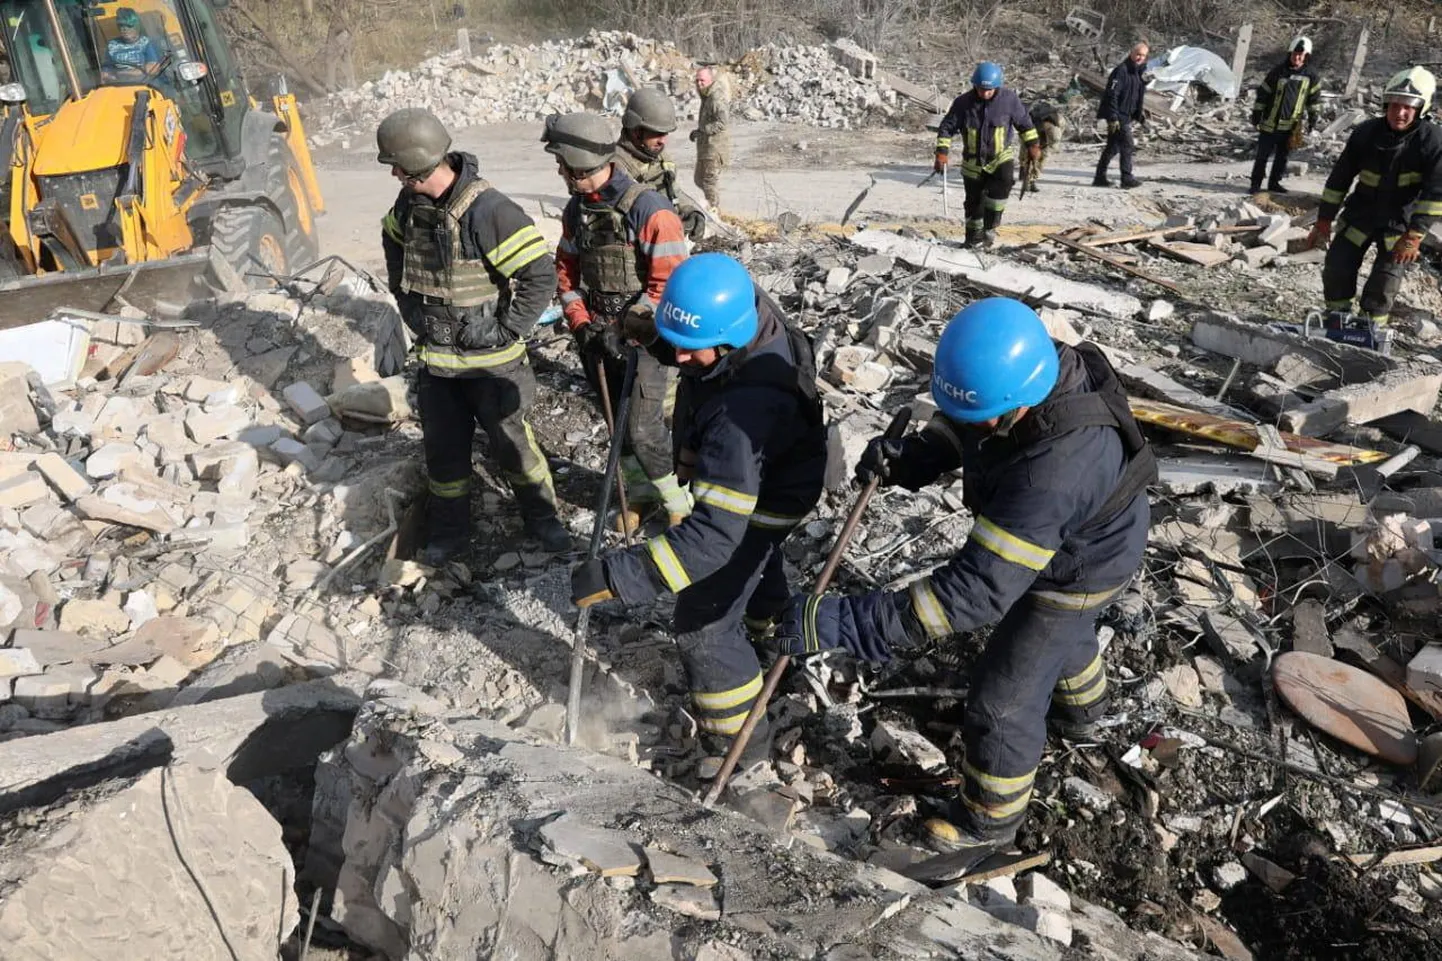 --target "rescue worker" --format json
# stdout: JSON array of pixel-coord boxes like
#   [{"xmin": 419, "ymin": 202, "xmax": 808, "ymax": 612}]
[
  {"xmin": 1024, "ymin": 100, "xmax": 1067, "ymax": 191},
  {"xmin": 692, "ymin": 66, "xmax": 731, "ymax": 210},
  {"xmin": 1311, "ymin": 67, "xmax": 1442, "ymax": 342},
  {"xmin": 543, "ymin": 111, "xmax": 693, "ymax": 528},
  {"xmin": 934, "ymin": 62, "xmax": 1041, "ymax": 248},
  {"xmin": 616, "ymin": 86, "xmax": 708, "ymax": 242},
  {"xmin": 1093, "ymin": 42, "xmax": 1150, "ymax": 189},
  {"xmin": 772, "ymin": 297, "xmax": 1155, "ymax": 874},
  {"xmin": 570, "ymin": 253, "xmax": 828, "ymax": 770},
  {"xmin": 378, "ymin": 108, "xmax": 572, "ymax": 561},
  {"xmin": 1249, "ymin": 37, "xmax": 1322, "ymax": 195}
]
